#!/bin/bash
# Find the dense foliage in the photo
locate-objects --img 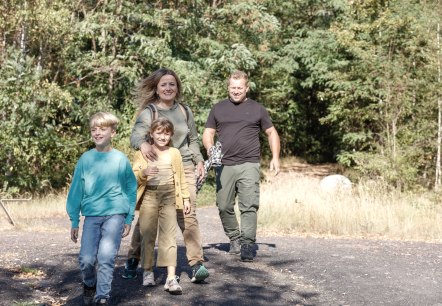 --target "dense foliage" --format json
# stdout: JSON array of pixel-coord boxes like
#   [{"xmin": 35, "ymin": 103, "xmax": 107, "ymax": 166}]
[{"xmin": 1, "ymin": 0, "xmax": 442, "ymax": 194}]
